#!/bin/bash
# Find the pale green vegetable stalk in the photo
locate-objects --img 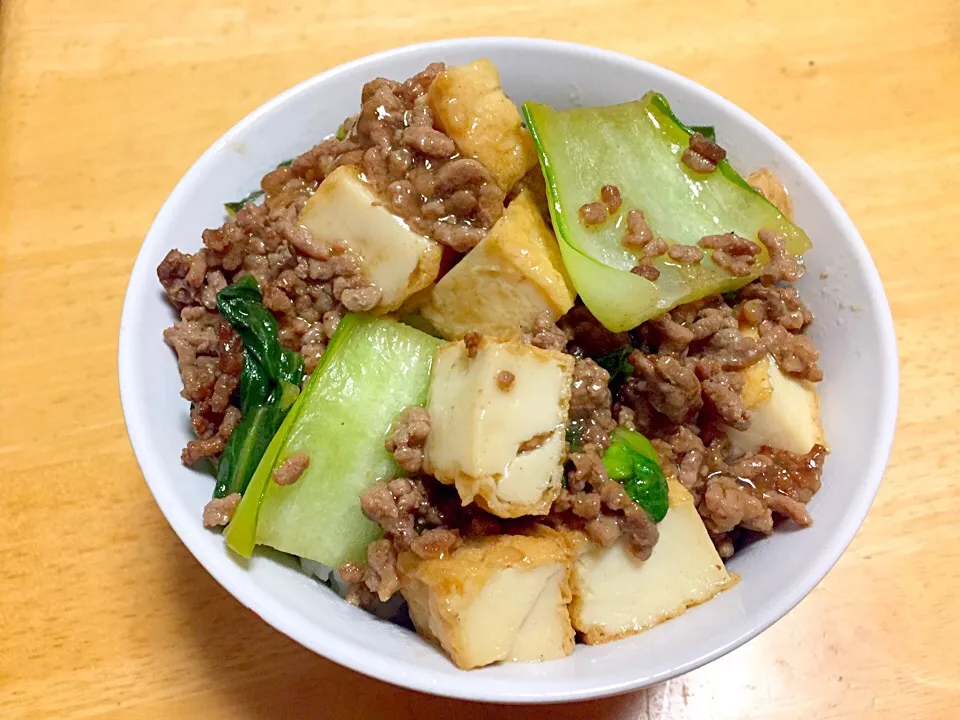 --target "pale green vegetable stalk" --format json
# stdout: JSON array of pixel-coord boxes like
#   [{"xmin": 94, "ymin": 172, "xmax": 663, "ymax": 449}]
[
  {"xmin": 225, "ymin": 313, "xmax": 441, "ymax": 566},
  {"xmin": 522, "ymin": 93, "xmax": 811, "ymax": 331}
]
